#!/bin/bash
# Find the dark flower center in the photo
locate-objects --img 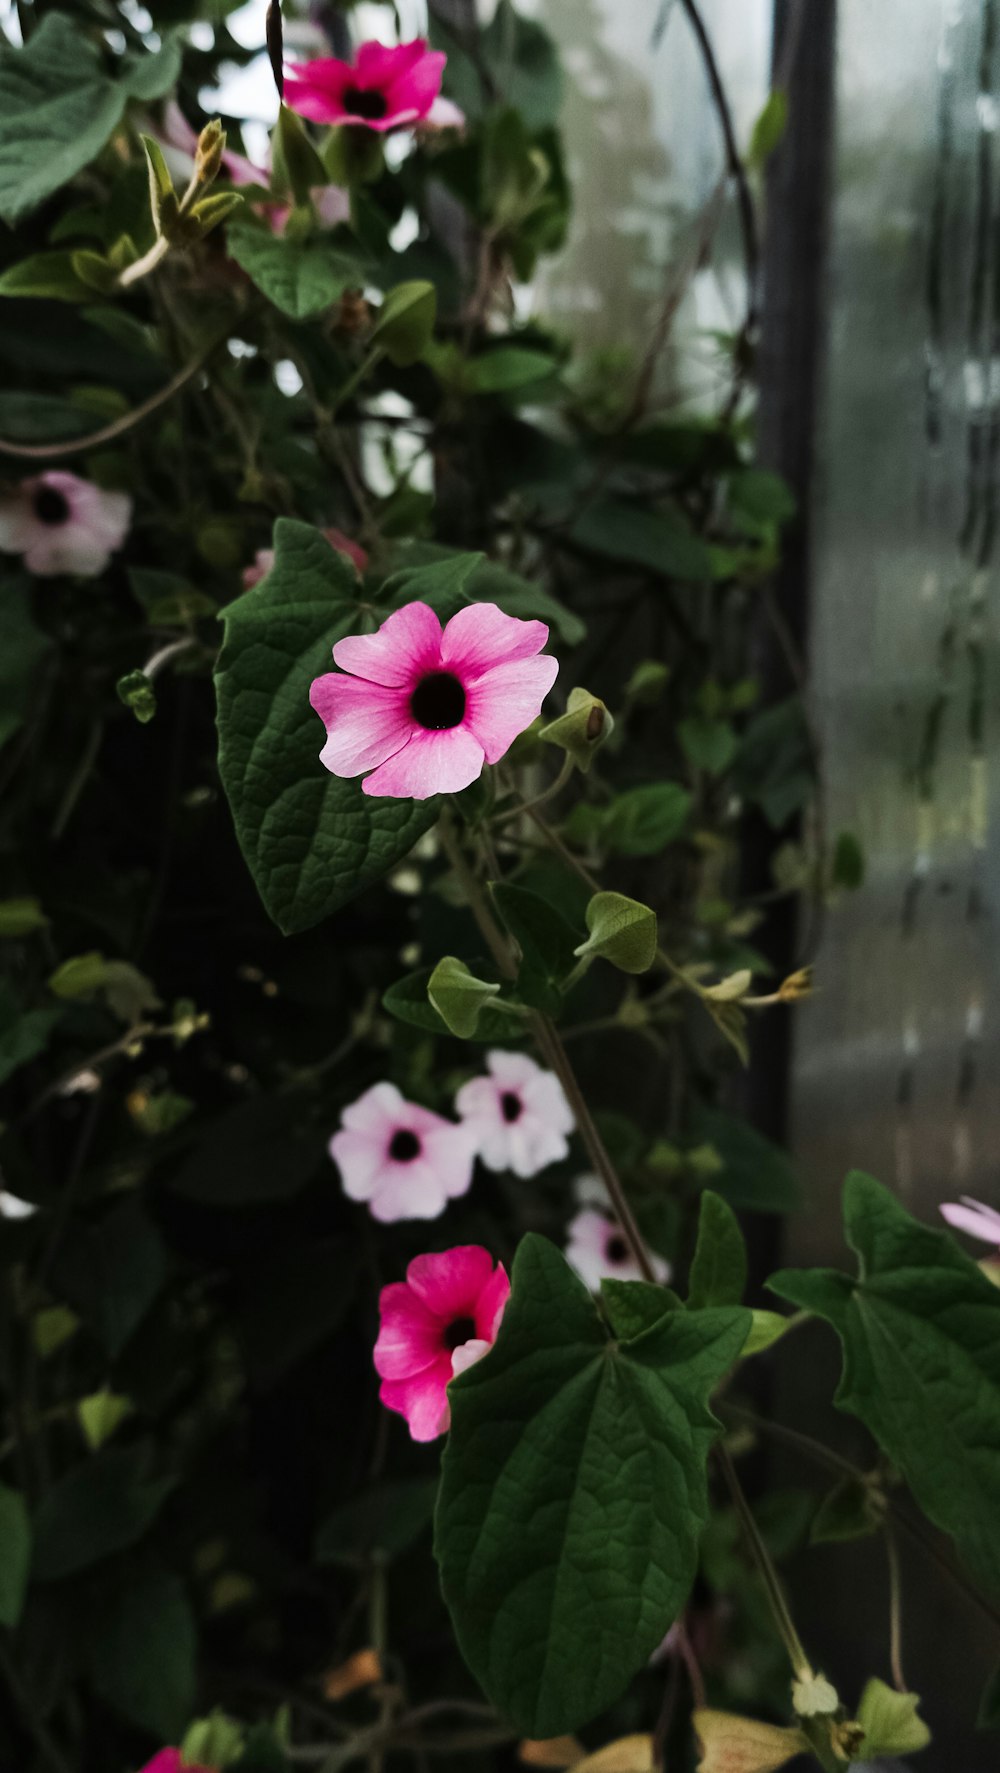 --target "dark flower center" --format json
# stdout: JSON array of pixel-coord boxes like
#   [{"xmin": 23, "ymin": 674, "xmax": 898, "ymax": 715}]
[
  {"xmin": 389, "ymin": 1128, "xmax": 421, "ymax": 1162},
  {"xmin": 343, "ymin": 85, "xmax": 389, "ymax": 121},
  {"xmin": 410, "ymin": 671, "xmax": 467, "ymax": 731},
  {"xmin": 443, "ymin": 1314, "xmax": 476, "ymax": 1351},
  {"xmin": 606, "ymin": 1234, "xmax": 629, "ymax": 1264},
  {"xmin": 500, "ymin": 1090, "xmax": 522, "ymax": 1124},
  {"xmin": 33, "ymin": 485, "xmax": 70, "ymax": 526}
]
